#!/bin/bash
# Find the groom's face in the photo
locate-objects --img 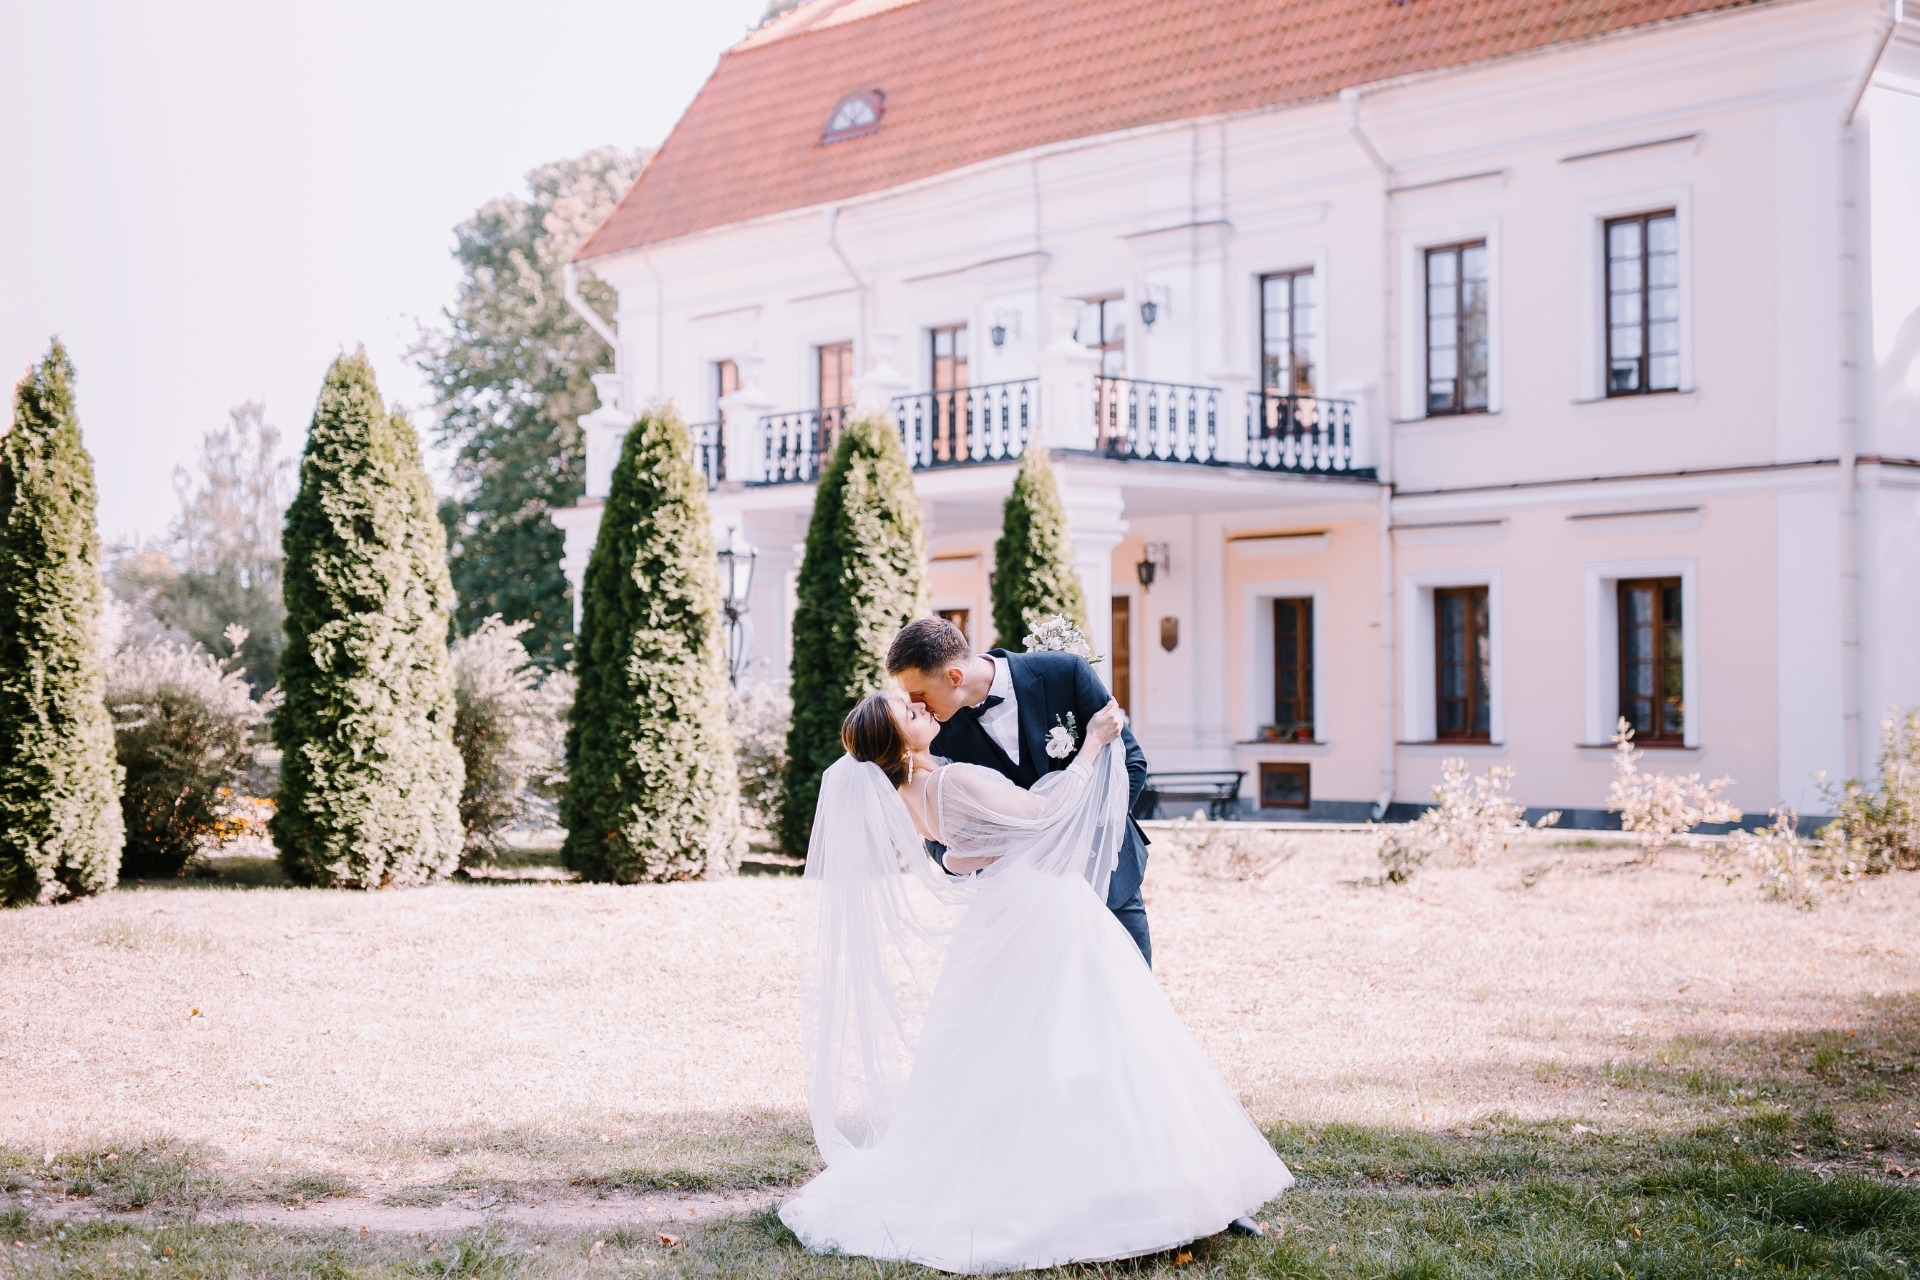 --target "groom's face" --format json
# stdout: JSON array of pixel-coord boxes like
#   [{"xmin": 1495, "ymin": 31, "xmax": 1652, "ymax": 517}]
[{"xmin": 895, "ymin": 664, "xmax": 970, "ymax": 722}]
